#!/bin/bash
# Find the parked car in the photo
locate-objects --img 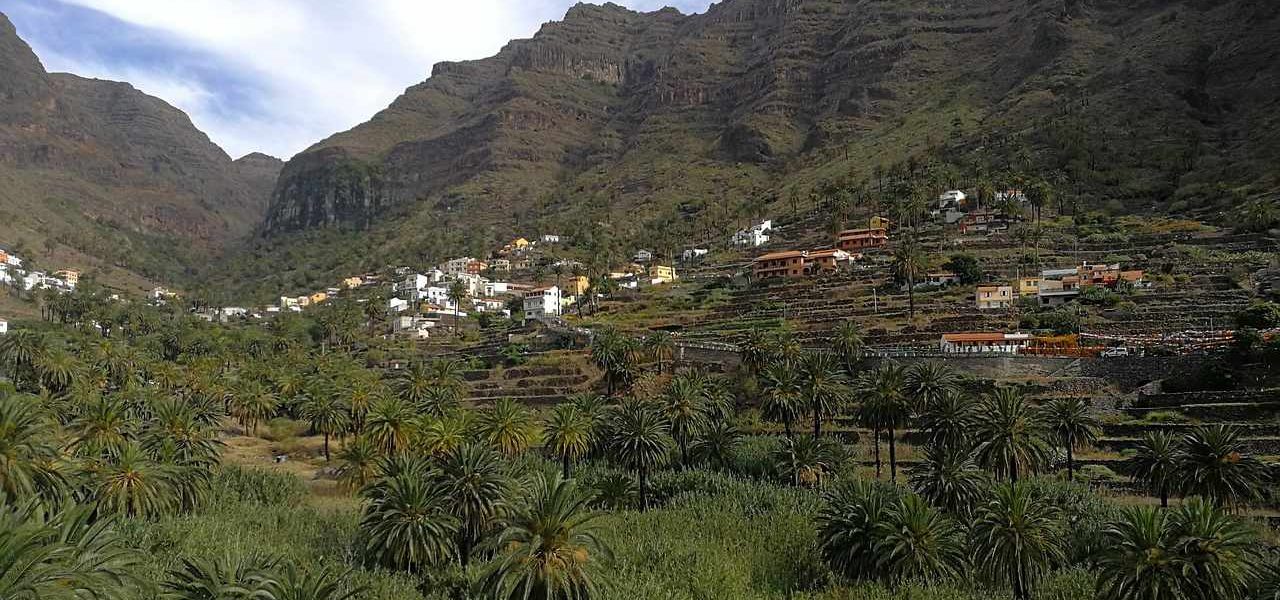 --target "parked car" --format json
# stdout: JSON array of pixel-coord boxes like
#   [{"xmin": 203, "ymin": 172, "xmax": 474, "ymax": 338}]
[{"xmin": 1100, "ymin": 347, "xmax": 1131, "ymax": 357}]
